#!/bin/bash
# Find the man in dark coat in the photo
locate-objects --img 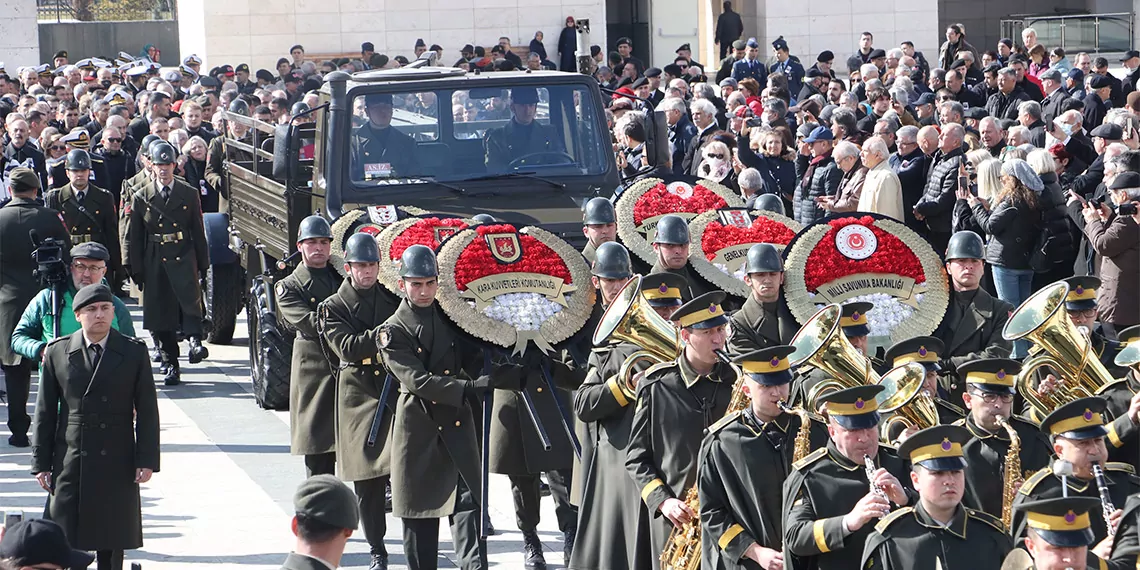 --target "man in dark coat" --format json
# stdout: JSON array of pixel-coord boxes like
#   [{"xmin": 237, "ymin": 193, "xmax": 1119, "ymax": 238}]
[
  {"xmin": 280, "ymin": 475, "xmax": 360, "ymax": 570},
  {"xmin": 1106, "ymin": 327, "xmax": 1140, "ymax": 472},
  {"xmin": 698, "ymin": 346, "xmax": 828, "ymax": 570},
  {"xmin": 48, "ymin": 130, "xmax": 110, "ymax": 191},
  {"xmin": 913, "ymin": 124, "xmax": 966, "ymax": 254},
  {"xmin": 32, "ymin": 283, "xmax": 160, "ymax": 570},
  {"xmin": 650, "ymin": 215, "xmax": 711, "ymax": 301},
  {"xmin": 124, "ymin": 141, "xmax": 209, "ymax": 386},
  {"xmin": 277, "ymin": 216, "xmax": 343, "ymax": 477},
  {"xmin": 46, "ymin": 150, "xmax": 122, "ymax": 284},
  {"xmin": 380, "ymin": 245, "xmax": 521, "ymax": 570},
  {"xmin": 626, "ymin": 291, "xmax": 737, "ymax": 566},
  {"xmin": 726, "ymin": 244, "xmax": 798, "ymax": 355},
  {"xmin": 1083, "ymin": 74, "xmax": 1113, "ymax": 132},
  {"xmin": 319, "ymin": 233, "xmax": 400, "ymax": 570},
  {"xmin": 714, "ymin": 1, "xmax": 744, "ymax": 60},
  {"xmin": 891, "ymin": 127, "xmax": 930, "ymax": 233},
  {"xmin": 682, "ymin": 100, "xmax": 719, "ymax": 175},
  {"xmin": 1, "ymin": 167, "xmax": 71, "ymax": 447},
  {"xmin": 350, "ymin": 94, "xmax": 420, "ymax": 180},
  {"xmin": 1039, "ymin": 68, "xmax": 1072, "ymax": 125},
  {"xmin": 794, "ymin": 126, "xmax": 843, "ymax": 226},
  {"xmin": 931, "ymin": 232, "xmax": 1014, "ymax": 404},
  {"xmin": 3, "ymin": 117, "xmax": 50, "ymax": 191},
  {"xmin": 484, "ymin": 87, "xmax": 565, "ymax": 171},
  {"xmin": 93, "ymin": 126, "xmax": 137, "ymax": 207},
  {"xmin": 984, "ymin": 68, "xmax": 1031, "ymax": 122}
]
